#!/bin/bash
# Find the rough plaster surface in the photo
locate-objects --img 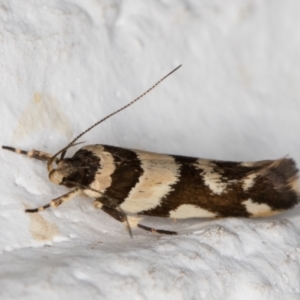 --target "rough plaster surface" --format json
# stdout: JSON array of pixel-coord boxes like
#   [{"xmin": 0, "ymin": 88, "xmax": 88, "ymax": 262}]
[{"xmin": 1, "ymin": 1, "xmax": 300, "ymax": 299}]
